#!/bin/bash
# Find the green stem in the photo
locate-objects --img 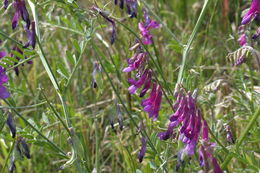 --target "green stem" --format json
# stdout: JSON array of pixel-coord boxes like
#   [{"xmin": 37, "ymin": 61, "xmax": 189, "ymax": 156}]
[
  {"xmin": 4, "ymin": 99, "xmax": 67, "ymax": 156},
  {"xmin": 221, "ymin": 106, "xmax": 260, "ymax": 169},
  {"xmin": 65, "ymin": 40, "xmax": 88, "ymax": 92},
  {"xmin": 0, "ymin": 29, "xmax": 22, "ymax": 46},
  {"xmin": 92, "ymin": 43, "xmax": 168, "ymax": 173},
  {"xmin": 139, "ymin": 0, "xmax": 182, "ymax": 46},
  {"xmin": 0, "ymin": 138, "xmax": 16, "ymax": 173},
  {"xmin": 177, "ymin": 0, "xmax": 210, "ymax": 84}
]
